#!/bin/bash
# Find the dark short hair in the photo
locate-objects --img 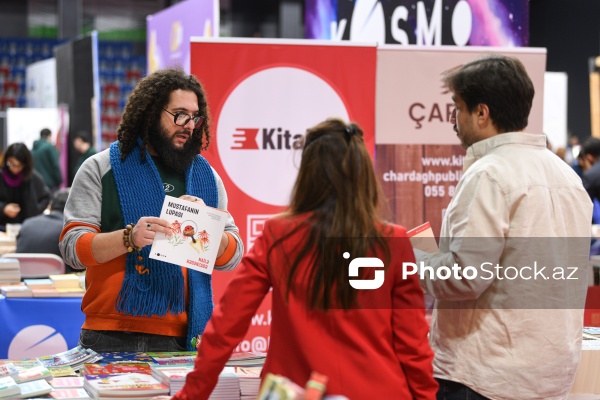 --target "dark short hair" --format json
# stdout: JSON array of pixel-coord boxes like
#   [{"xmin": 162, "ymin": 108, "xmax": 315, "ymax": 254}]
[
  {"xmin": 3, "ymin": 142, "xmax": 33, "ymax": 179},
  {"xmin": 50, "ymin": 188, "xmax": 70, "ymax": 212},
  {"xmin": 40, "ymin": 128, "xmax": 51, "ymax": 139},
  {"xmin": 583, "ymin": 137, "xmax": 600, "ymax": 158},
  {"xmin": 73, "ymin": 131, "xmax": 91, "ymax": 143},
  {"xmin": 442, "ymin": 54, "xmax": 535, "ymax": 133}
]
